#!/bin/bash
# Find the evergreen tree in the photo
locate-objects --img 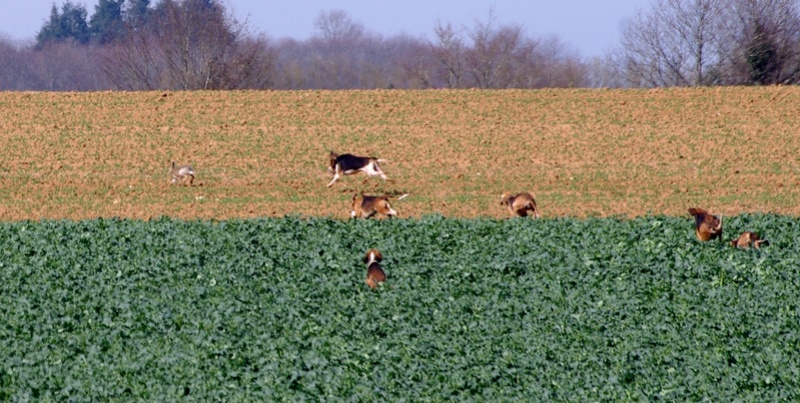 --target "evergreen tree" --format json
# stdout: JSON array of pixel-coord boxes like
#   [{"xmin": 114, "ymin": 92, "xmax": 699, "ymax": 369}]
[
  {"xmin": 35, "ymin": 1, "xmax": 90, "ymax": 47},
  {"xmin": 90, "ymin": 0, "xmax": 125, "ymax": 44},
  {"xmin": 746, "ymin": 22, "xmax": 778, "ymax": 85},
  {"xmin": 124, "ymin": 0, "xmax": 150, "ymax": 27},
  {"xmin": 60, "ymin": 2, "xmax": 91, "ymax": 43},
  {"xmin": 35, "ymin": 4, "xmax": 65, "ymax": 46}
]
